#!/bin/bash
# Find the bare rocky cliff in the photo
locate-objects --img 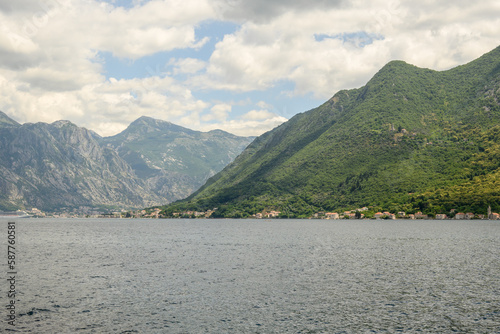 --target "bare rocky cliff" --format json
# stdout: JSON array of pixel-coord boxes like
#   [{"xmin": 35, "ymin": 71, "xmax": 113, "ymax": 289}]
[{"xmin": 0, "ymin": 112, "xmax": 253, "ymax": 211}]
